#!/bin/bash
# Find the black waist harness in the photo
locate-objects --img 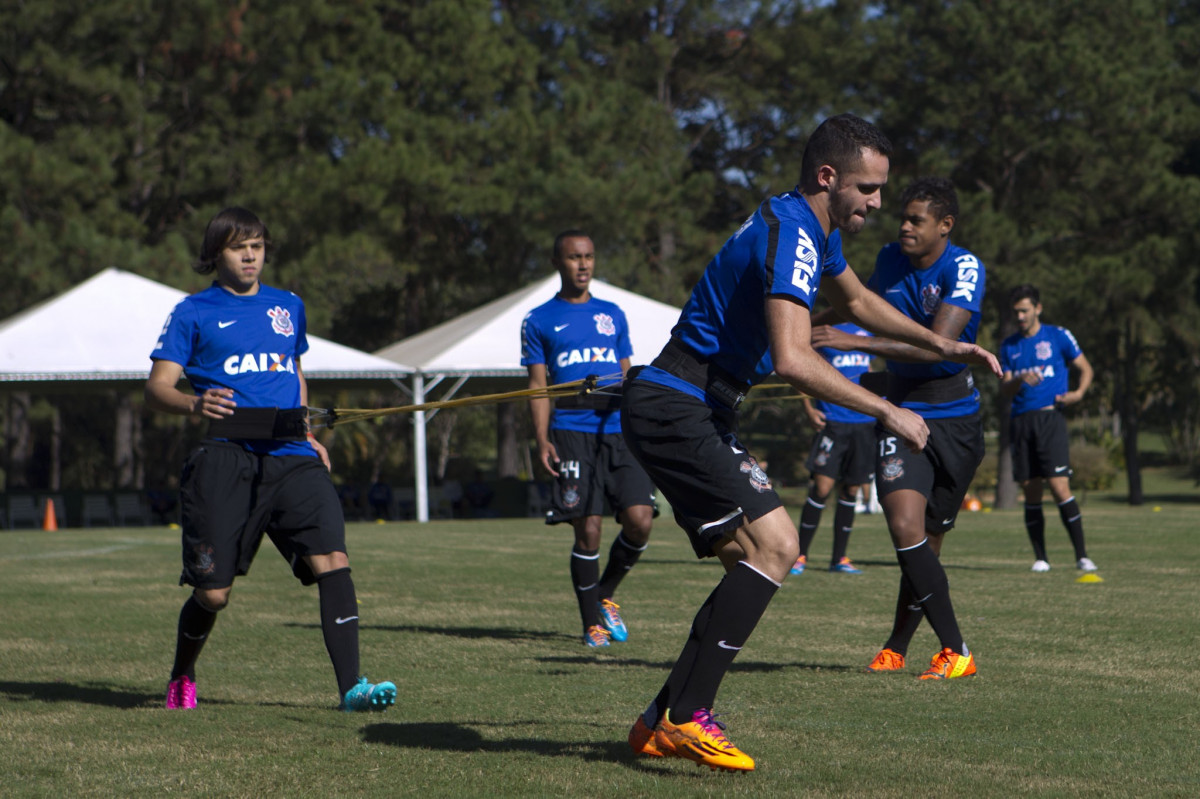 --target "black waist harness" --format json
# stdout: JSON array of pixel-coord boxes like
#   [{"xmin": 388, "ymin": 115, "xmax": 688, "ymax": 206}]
[
  {"xmin": 650, "ymin": 337, "xmax": 751, "ymax": 410},
  {"xmin": 555, "ymin": 391, "xmax": 623, "ymax": 413},
  {"xmin": 886, "ymin": 369, "xmax": 974, "ymax": 406},
  {"xmin": 206, "ymin": 407, "xmax": 308, "ymax": 441}
]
